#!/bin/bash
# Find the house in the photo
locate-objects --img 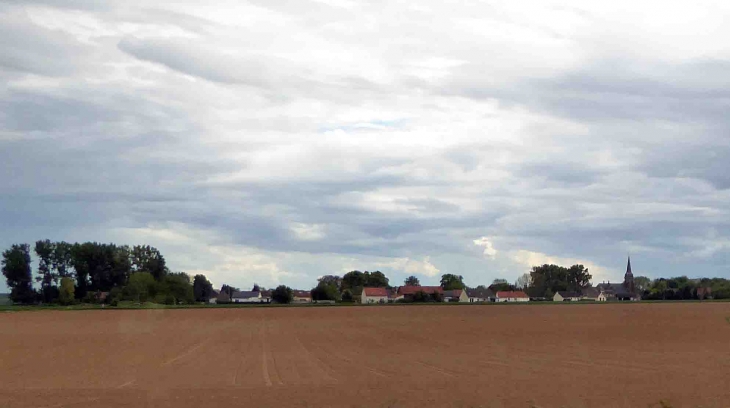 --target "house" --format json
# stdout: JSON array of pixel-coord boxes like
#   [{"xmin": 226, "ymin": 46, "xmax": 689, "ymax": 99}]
[
  {"xmin": 217, "ymin": 291, "xmax": 232, "ymax": 303},
  {"xmin": 495, "ymin": 291, "xmax": 529, "ymax": 302},
  {"xmin": 361, "ymin": 287, "xmax": 389, "ymax": 304},
  {"xmin": 595, "ymin": 257, "xmax": 640, "ymax": 301},
  {"xmin": 389, "ymin": 289, "xmax": 404, "ymax": 302},
  {"xmin": 696, "ymin": 287, "xmax": 712, "ymax": 300},
  {"xmin": 466, "ymin": 288, "xmax": 495, "ymax": 303},
  {"xmin": 396, "ymin": 286, "xmax": 444, "ymax": 301},
  {"xmin": 291, "ymin": 290, "xmax": 312, "ymax": 303},
  {"xmin": 232, "ymin": 290, "xmax": 262, "ymax": 303},
  {"xmin": 553, "ymin": 291, "xmax": 581, "ymax": 302},
  {"xmin": 580, "ymin": 287, "xmax": 606, "ymax": 302},
  {"xmin": 208, "ymin": 290, "xmax": 220, "ymax": 304},
  {"xmin": 260, "ymin": 290, "xmax": 272, "ymax": 303},
  {"xmin": 443, "ymin": 289, "xmax": 468, "ymax": 303}
]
